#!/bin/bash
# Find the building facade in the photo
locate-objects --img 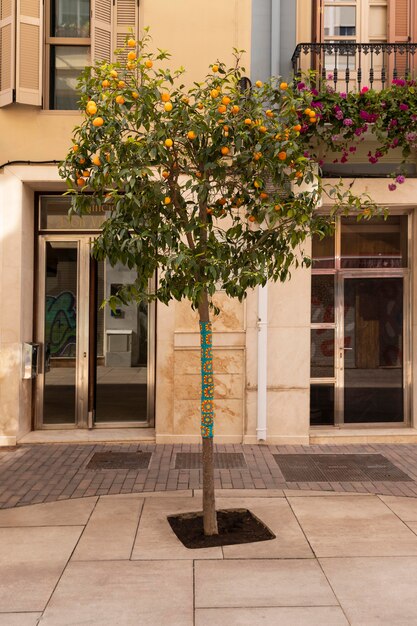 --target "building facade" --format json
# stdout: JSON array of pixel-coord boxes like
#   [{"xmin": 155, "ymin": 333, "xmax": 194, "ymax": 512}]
[{"xmin": 1, "ymin": 0, "xmax": 417, "ymax": 446}]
